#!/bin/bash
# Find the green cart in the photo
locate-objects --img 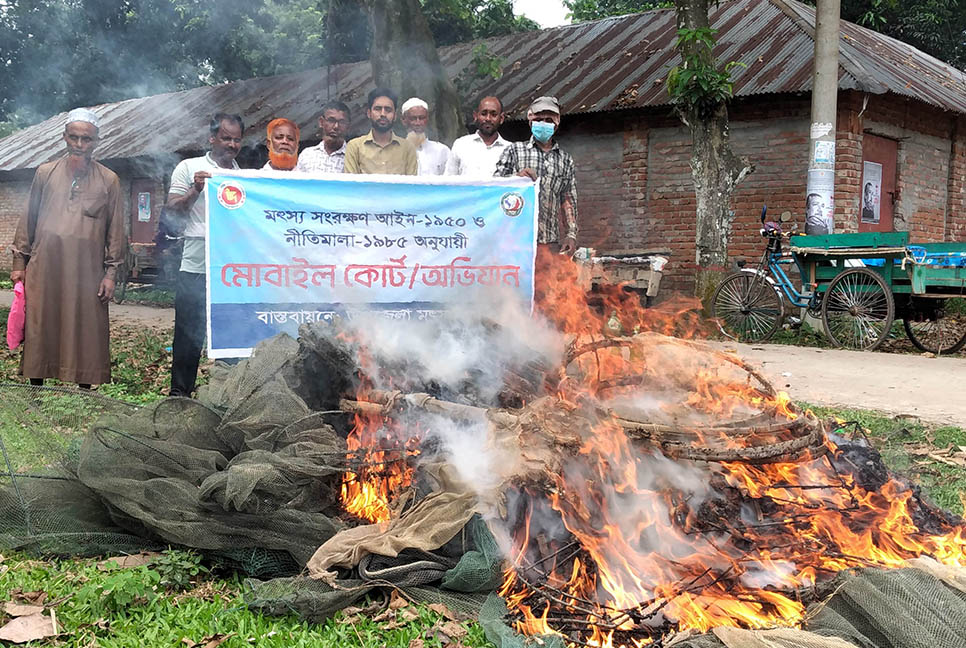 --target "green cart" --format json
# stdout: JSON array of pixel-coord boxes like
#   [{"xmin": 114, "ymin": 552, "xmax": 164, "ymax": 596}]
[{"xmin": 711, "ymin": 216, "xmax": 966, "ymax": 352}]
